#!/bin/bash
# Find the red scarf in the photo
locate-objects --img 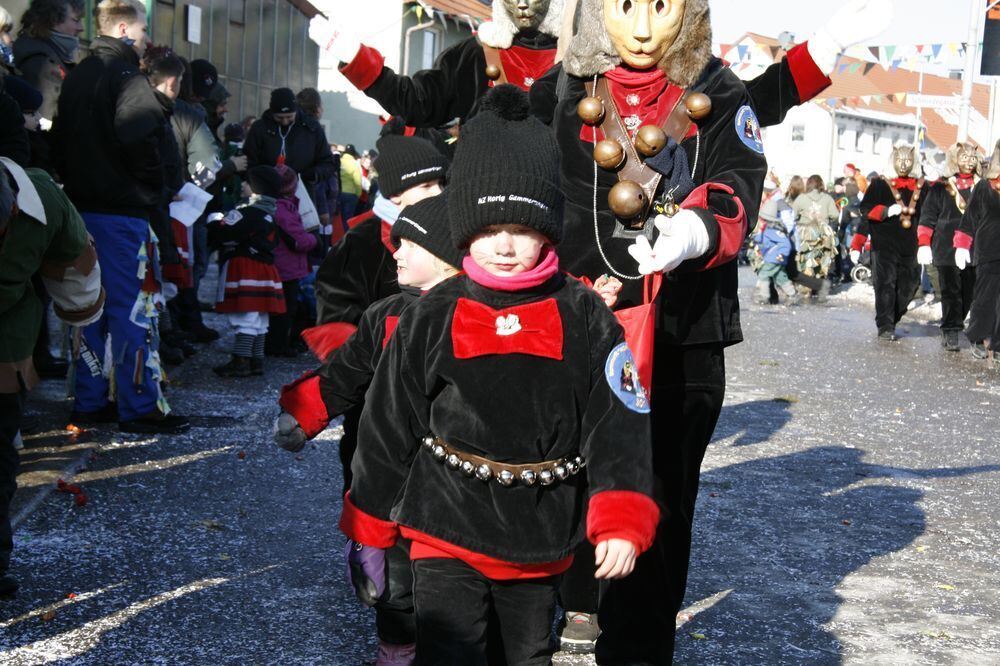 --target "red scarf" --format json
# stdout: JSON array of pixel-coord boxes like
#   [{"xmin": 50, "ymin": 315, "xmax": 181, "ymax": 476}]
[
  {"xmin": 893, "ymin": 177, "xmax": 918, "ymax": 190},
  {"xmin": 604, "ymin": 66, "xmax": 683, "ymax": 131},
  {"xmin": 462, "ymin": 246, "xmax": 559, "ymax": 292},
  {"xmin": 497, "ymin": 46, "xmax": 557, "ymax": 91},
  {"xmin": 955, "ymin": 173, "xmax": 976, "ymax": 190}
]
